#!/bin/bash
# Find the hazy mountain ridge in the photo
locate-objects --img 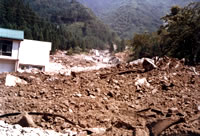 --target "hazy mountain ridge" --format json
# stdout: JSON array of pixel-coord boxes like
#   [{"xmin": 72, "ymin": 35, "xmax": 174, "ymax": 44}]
[{"xmin": 78, "ymin": 0, "xmax": 200, "ymax": 38}]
